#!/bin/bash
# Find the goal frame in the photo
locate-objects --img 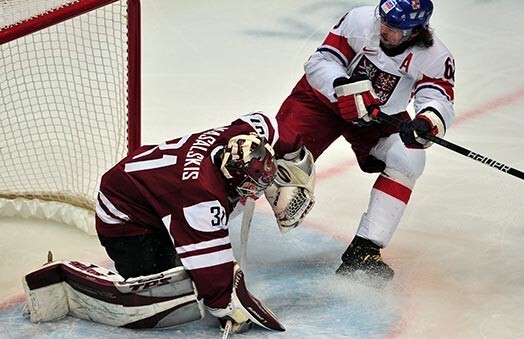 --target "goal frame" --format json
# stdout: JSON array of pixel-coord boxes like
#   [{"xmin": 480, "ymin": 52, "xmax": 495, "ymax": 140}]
[
  {"xmin": 0, "ymin": 0, "xmax": 141, "ymax": 150},
  {"xmin": 0, "ymin": 0, "xmax": 141, "ymax": 234}
]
